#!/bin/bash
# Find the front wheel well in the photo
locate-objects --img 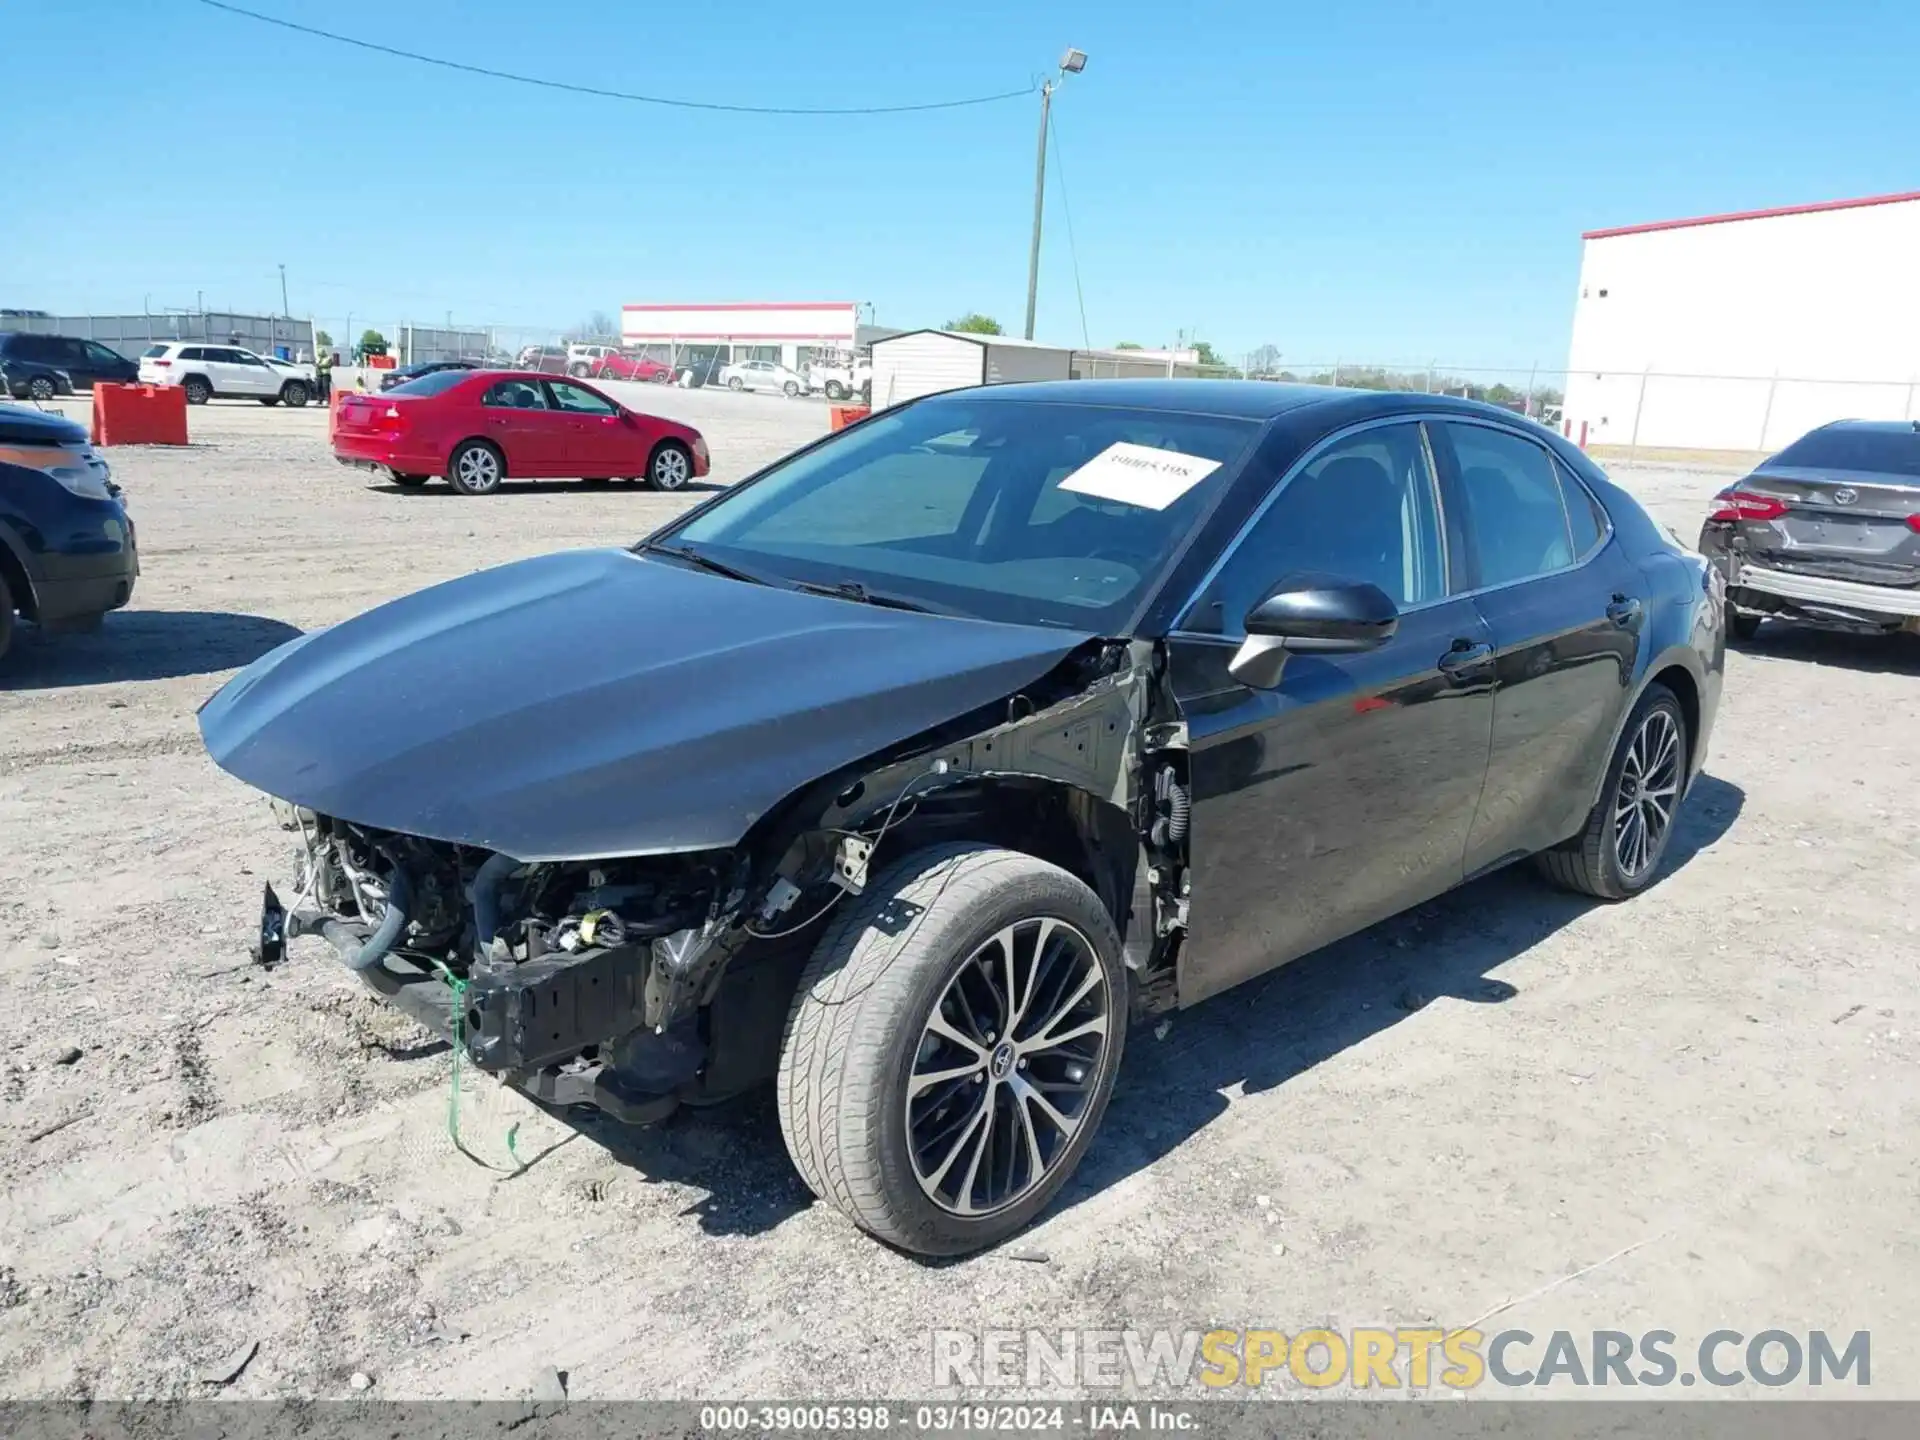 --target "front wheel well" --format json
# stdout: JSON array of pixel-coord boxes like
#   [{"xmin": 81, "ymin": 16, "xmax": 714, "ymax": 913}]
[
  {"xmin": 868, "ymin": 777, "xmax": 1138, "ymax": 935},
  {"xmin": 0, "ymin": 536, "xmax": 36, "ymax": 621}
]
